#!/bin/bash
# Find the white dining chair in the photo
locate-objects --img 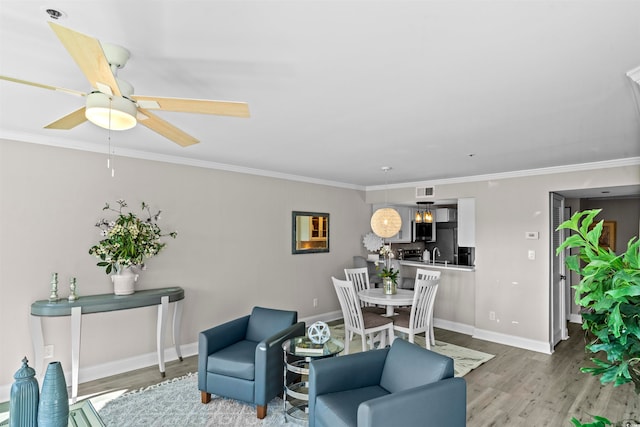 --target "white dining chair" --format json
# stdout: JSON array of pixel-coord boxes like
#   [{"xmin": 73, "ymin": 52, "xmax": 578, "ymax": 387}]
[
  {"xmin": 392, "ymin": 278, "xmax": 439, "ymax": 350},
  {"xmin": 416, "ymin": 268, "xmax": 441, "ymax": 281},
  {"xmin": 332, "ymin": 277, "xmax": 394, "ymax": 354},
  {"xmin": 344, "ymin": 267, "xmax": 385, "ymax": 313},
  {"xmin": 408, "ymin": 268, "xmax": 441, "ymax": 345}
]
